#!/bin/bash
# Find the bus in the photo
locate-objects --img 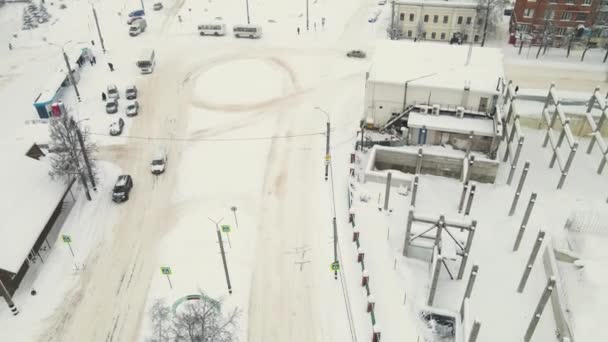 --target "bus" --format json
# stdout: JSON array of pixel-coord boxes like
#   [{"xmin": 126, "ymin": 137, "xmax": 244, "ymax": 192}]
[
  {"xmin": 136, "ymin": 49, "xmax": 155, "ymax": 74},
  {"xmin": 198, "ymin": 23, "xmax": 226, "ymax": 36},
  {"xmin": 232, "ymin": 24, "xmax": 262, "ymax": 39}
]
